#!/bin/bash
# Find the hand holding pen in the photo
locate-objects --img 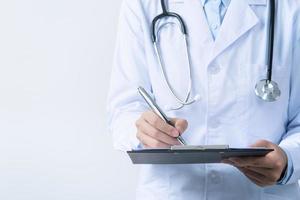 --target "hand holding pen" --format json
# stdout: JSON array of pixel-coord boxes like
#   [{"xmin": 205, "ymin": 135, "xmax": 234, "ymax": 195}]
[{"xmin": 135, "ymin": 87, "xmax": 187, "ymax": 148}]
